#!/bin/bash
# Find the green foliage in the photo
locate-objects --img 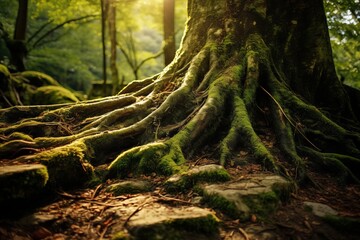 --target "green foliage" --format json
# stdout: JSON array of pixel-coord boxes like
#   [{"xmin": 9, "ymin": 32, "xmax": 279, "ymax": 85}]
[
  {"xmin": 324, "ymin": 0, "xmax": 360, "ymax": 88},
  {"xmin": 0, "ymin": 0, "xmax": 188, "ymax": 95}
]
